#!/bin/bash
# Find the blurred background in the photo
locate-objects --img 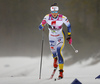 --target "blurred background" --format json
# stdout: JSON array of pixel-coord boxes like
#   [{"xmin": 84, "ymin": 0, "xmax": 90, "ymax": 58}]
[{"xmin": 0, "ymin": 0, "xmax": 100, "ymax": 65}]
